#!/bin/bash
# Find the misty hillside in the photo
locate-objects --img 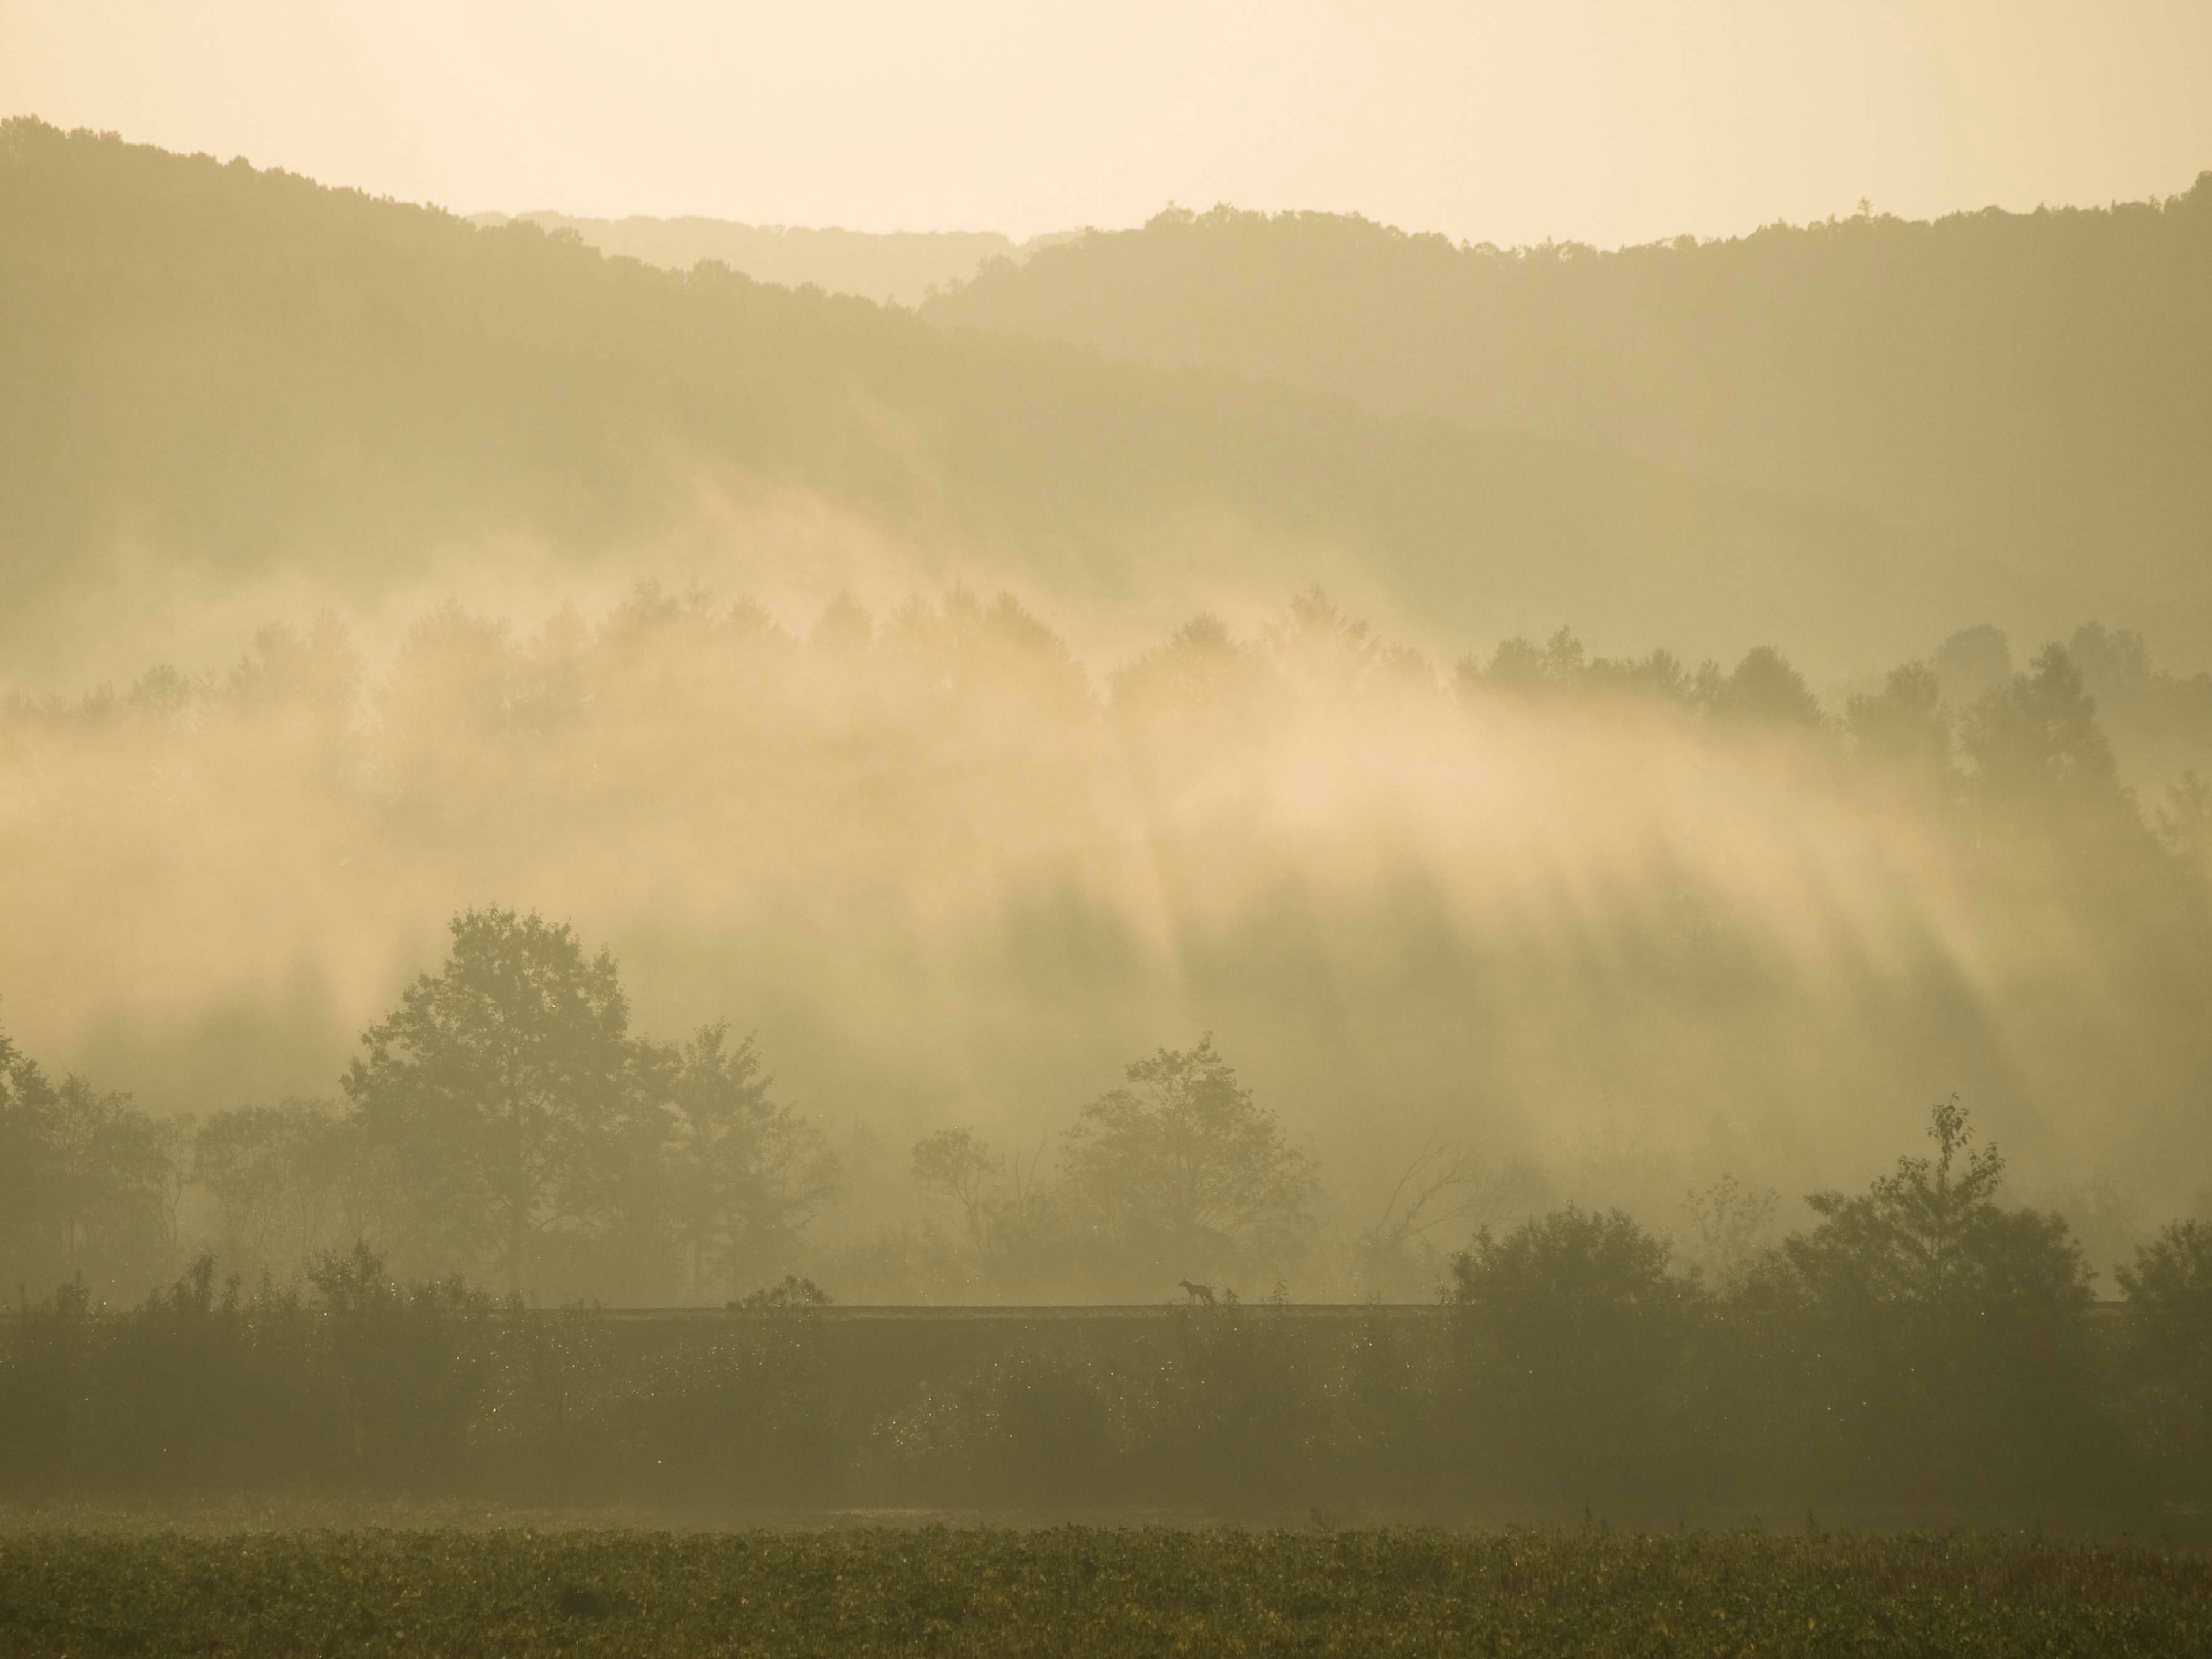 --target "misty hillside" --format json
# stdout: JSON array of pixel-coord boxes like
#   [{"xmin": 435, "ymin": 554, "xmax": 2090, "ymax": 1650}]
[
  {"xmin": 464, "ymin": 211, "xmax": 1063, "ymax": 306},
  {"xmin": 925, "ymin": 189, "xmax": 2212, "ymax": 666},
  {"xmin": 4, "ymin": 119, "xmax": 1980, "ymax": 684},
  {"xmin": 7, "ymin": 124, "xmax": 2212, "ymax": 1324}
]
